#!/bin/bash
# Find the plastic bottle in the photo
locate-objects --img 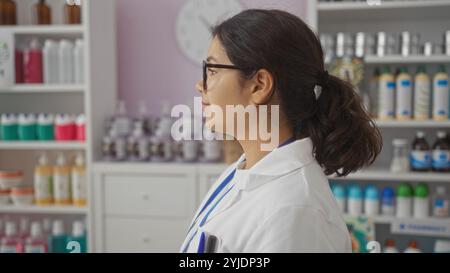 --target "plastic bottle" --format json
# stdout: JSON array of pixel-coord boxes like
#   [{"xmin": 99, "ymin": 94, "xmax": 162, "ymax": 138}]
[
  {"xmin": 55, "ymin": 114, "xmax": 76, "ymax": 141},
  {"xmin": 331, "ymin": 183, "xmax": 346, "ymax": 213},
  {"xmin": 0, "ymin": 222, "xmax": 22, "ymax": 253},
  {"xmin": 378, "ymin": 66, "xmax": 395, "ymax": 120},
  {"xmin": 34, "ymin": 153, "xmax": 53, "ymax": 205},
  {"xmin": 381, "ymin": 187, "xmax": 395, "ymax": 216},
  {"xmin": 0, "ymin": 113, "xmax": 18, "ymax": 140},
  {"xmin": 18, "ymin": 218, "xmax": 30, "ymax": 241},
  {"xmin": 404, "ymin": 240, "xmax": 422, "ymax": 253},
  {"xmin": 433, "ymin": 65, "xmax": 449, "ymax": 121},
  {"xmin": 127, "ymin": 120, "xmax": 150, "ymax": 161},
  {"xmin": 410, "ymin": 131, "xmax": 432, "ymax": 172},
  {"xmin": 24, "ymin": 38, "xmax": 43, "ymax": 84},
  {"xmin": 53, "ymin": 153, "xmax": 72, "ymax": 205},
  {"xmin": 110, "ymin": 127, "xmax": 127, "ymax": 161},
  {"xmin": 396, "ymin": 67, "xmax": 413, "ymax": 120},
  {"xmin": 413, "ymin": 183, "xmax": 430, "ymax": 219},
  {"xmin": 390, "ymin": 139, "xmax": 410, "ymax": 173},
  {"xmin": 75, "ymin": 114, "xmax": 85, "ymax": 141},
  {"xmin": 18, "ymin": 113, "xmax": 37, "ymax": 141},
  {"xmin": 64, "ymin": 0, "xmax": 81, "ymax": 25},
  {"xmin": 101, "ymin": 134, "xmax": 115, "ymax": 161},
  {"xmin": 58, "ymin": 40, "xmax": 74, "ymax": 84},
  {"xmin": 67, "ymin": 221, "xmax": 86, "ymax": 253},
  {"xmin": 37, "ymin": 113, "xmax": 54, "ymax": 141},
  {"xmin": 74, "ymin": 39, "xmax": 84, "ymax": 84},
  {"xmin": 137, "ymin": 101, "xmax": 151, "ymax": 136},
  {"xmin": 414, "ymin": 66, "xmax": 431, "ymax": 120},
  {"xmin": 48, "ymin": 220, "xmax": 67, "ymax": 253},
  {"xmin": 433, "ymin": 186, "xmax": 449, "ymax": 218},
  {"xmin": 41, "ymin": 218, "xmax": 51, "ymax": 237},
  {"xmin": 71, "ymin": 153, "xmax": 86, "ymax": 206},
  {"xmin": 15, "ymin": 45, "xmax": 24, "ymax": 83},
  {"xmin": 383, "ymin": 239, "xmax": 399, "ymax": 253},
  {"xmin": 432, "ymin": 131, "xmax": 450, "ymax": 172},
  {"xmin": 348, "ymin": 185, "xmax": 363, "ymax": 216},
  {"xmin": 0, "ymin": 0, "xmax": 17, "ymax": 25},
  {"xmin": 396, "ymin": 183, "xmax": 413, "ymax": 218},
  {"xmin": 368, "ymin": 68, "xmax": 380, "ymax": 118},
  {"xmin": 33, "ymin": 0, "xmax": 51, "ymax": 25},
  {"xmin": 113, "ymin": 100, "xmax": 132, "ymax": 137},
  {"xmin": 43, "ymin": 39, "xmax": 59, "ymax": 84},
  {"xmin": 25, "ymin": 221, "xmax": 48, "ymax": 253},
  {"xmin": 364, "ymin": 185, "xmax": 379, "ymax": 216}
]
